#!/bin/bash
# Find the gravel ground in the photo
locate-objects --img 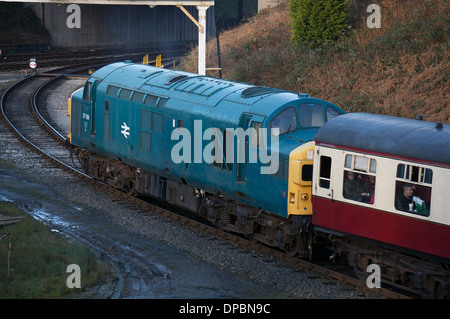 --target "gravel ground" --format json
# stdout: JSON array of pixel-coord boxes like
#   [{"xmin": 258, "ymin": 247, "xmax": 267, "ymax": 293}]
[{"xmin": 0, "ymin": 70, "xmax": 383, "ymax": 300}]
